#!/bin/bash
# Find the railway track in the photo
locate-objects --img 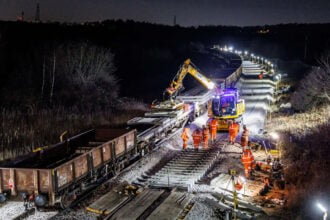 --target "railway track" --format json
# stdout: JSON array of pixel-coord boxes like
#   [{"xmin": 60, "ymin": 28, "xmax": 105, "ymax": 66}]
[
  {"xmin": 144, "ymin": 147, "xmax": 222, "ymax": 188},
  {"xmin": 2, "ymin": 49, "xmax": 279, "ymax": 220}
]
